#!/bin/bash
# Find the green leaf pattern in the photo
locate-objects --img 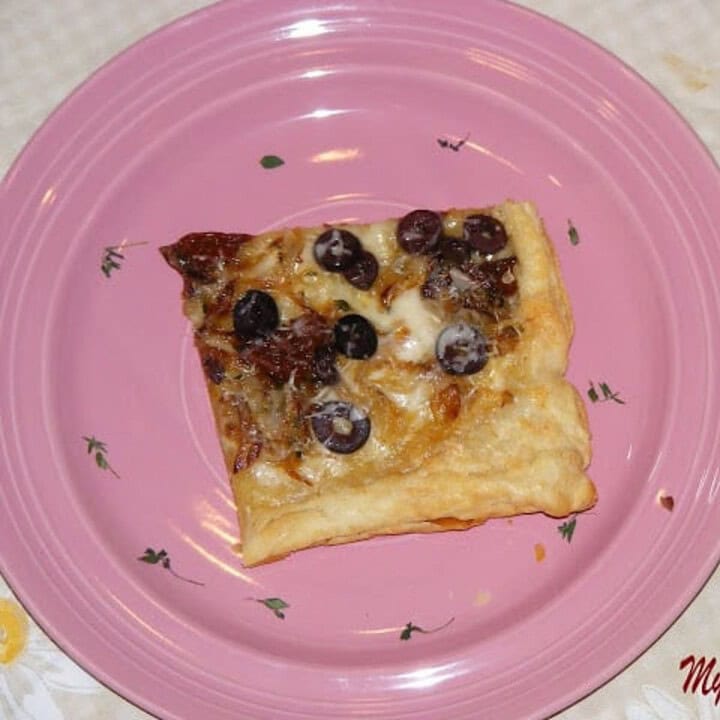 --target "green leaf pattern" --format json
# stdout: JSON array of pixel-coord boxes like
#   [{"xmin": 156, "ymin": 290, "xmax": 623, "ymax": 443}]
[
  {"xmin": 82, "ymin": 435, "xmax": 119, "ymax": 478},
  {"xmin": 399, "ymin": 617, "xmax": 455, "ymax": 640},
  {"xmin": 260, "ymin": 154, "xmax": 285, "ymax": 169},
  {"xmin": 257, "ymin": 597, "xmax": 290, "ymax": 619},
  {"xmin": 137, "ymin": 547, "xmax": 204, "ymax": 586},
  {"xmin": 567, "ymin": 219, "xmax": 580, "ymax": 245},
  {"xmin": 558, "ymin": 517, "xmax": 578, "ymax": 543},
  {"xmin": 587, "ymin": 381, "xmax": 625, "ymax": 404}
]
